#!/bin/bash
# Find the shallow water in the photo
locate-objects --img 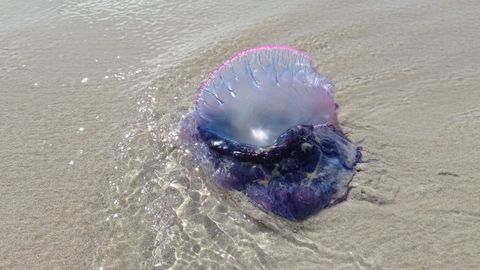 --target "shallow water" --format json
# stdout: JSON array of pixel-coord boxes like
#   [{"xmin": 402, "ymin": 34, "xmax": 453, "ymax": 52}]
[{"xmin": 2, "ymin": 0, "xmax": 480, "ymax": 269}]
